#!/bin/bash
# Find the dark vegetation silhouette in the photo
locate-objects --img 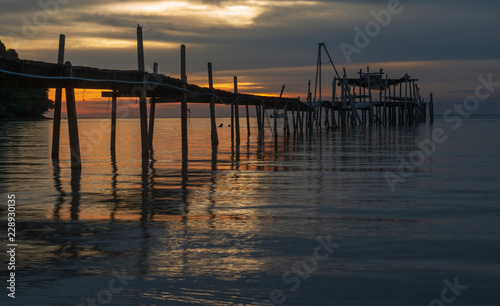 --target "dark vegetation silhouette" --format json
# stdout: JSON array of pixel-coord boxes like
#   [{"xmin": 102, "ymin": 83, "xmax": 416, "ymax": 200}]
[{"xmin": 0, "ymin": 39, "xmax": 54, "ymax": 119}]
